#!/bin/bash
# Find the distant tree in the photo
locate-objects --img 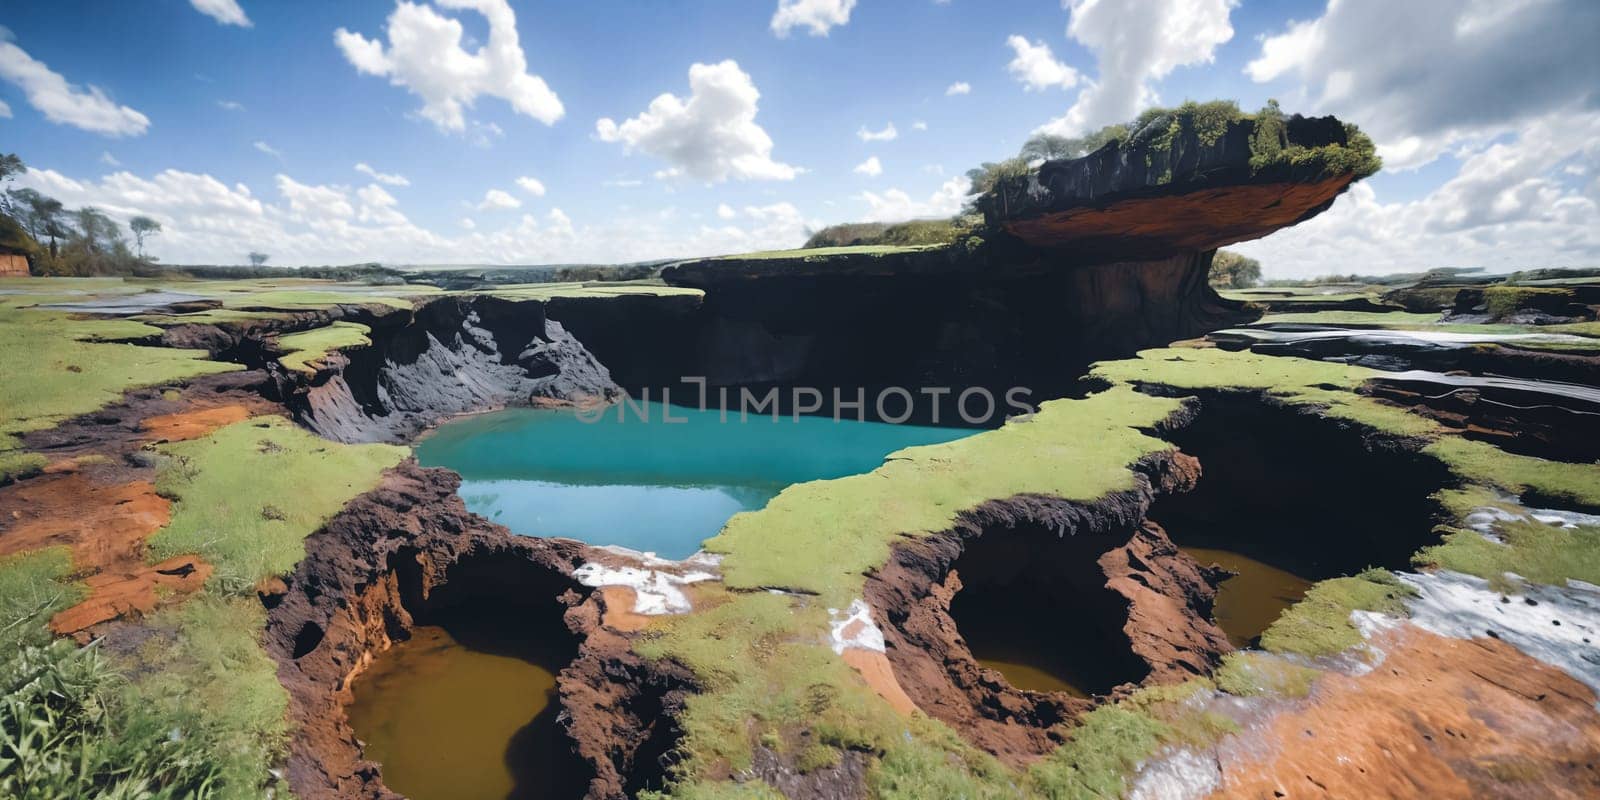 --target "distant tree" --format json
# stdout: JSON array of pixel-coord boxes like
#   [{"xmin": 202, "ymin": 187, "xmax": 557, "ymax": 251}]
[
  {"xmin": 0, "ymin": 153, "xmax": 22, "ymax": 184},
  {"xmin": 248, "ymin": 251, "xmax": 270, "ymax": 267},
  {"xmin": 1209, "ymin": 250, "xmax": 1263, "ymax": 289},
  {"xmin": 129, "ymin": 216, "xmax": 161, "ymax": 258},
  {"xmin": 73, "ymin": 208, "xmax": 124, "ymax": 256},
  {"xmin": 5, "ymin": 188, "xmax": 66, "ymax": 256},
  {"xmin": 1019, "ymin": 134, "xmax": 1078, "ymax": 163}
]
